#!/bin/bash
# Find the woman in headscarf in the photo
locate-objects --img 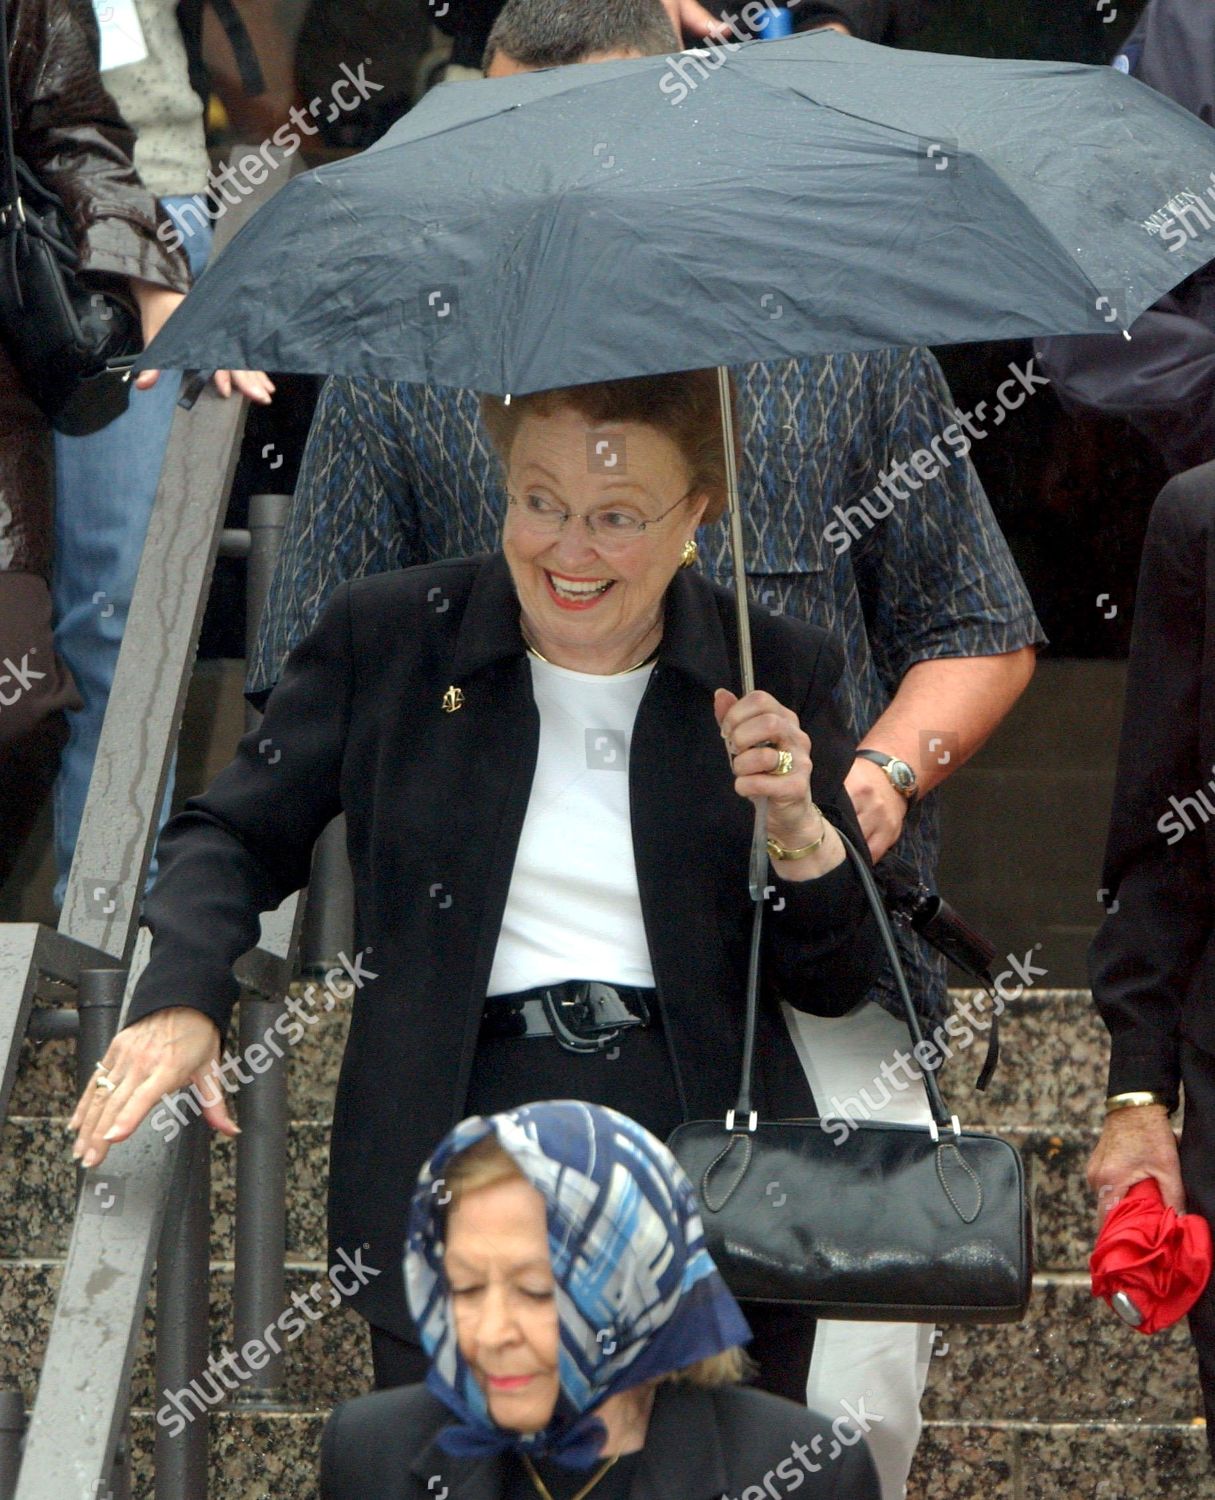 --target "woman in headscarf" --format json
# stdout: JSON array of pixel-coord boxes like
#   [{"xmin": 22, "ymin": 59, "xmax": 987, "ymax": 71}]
[{"xmin": 320, "ymin": 1101, "xmax": 881, "ymax": 1500}]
